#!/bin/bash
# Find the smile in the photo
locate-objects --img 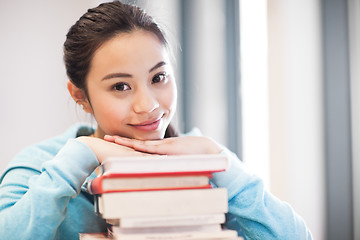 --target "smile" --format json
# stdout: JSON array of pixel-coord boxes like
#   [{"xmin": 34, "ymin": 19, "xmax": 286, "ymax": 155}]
[{"xmin": 129, "ymin": 117, "xmax": 163, "ymax": 131}]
